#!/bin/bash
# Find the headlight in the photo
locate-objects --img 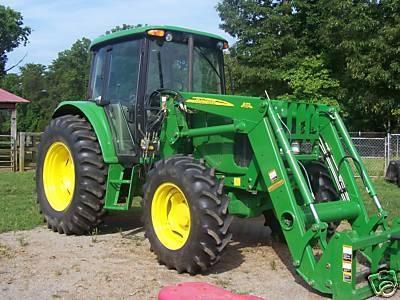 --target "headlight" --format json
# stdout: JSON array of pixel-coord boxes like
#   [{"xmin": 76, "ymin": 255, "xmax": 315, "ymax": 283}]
[{"xmin": 291, "ymin": 141, "xmax": 301, "ymax": 154}]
